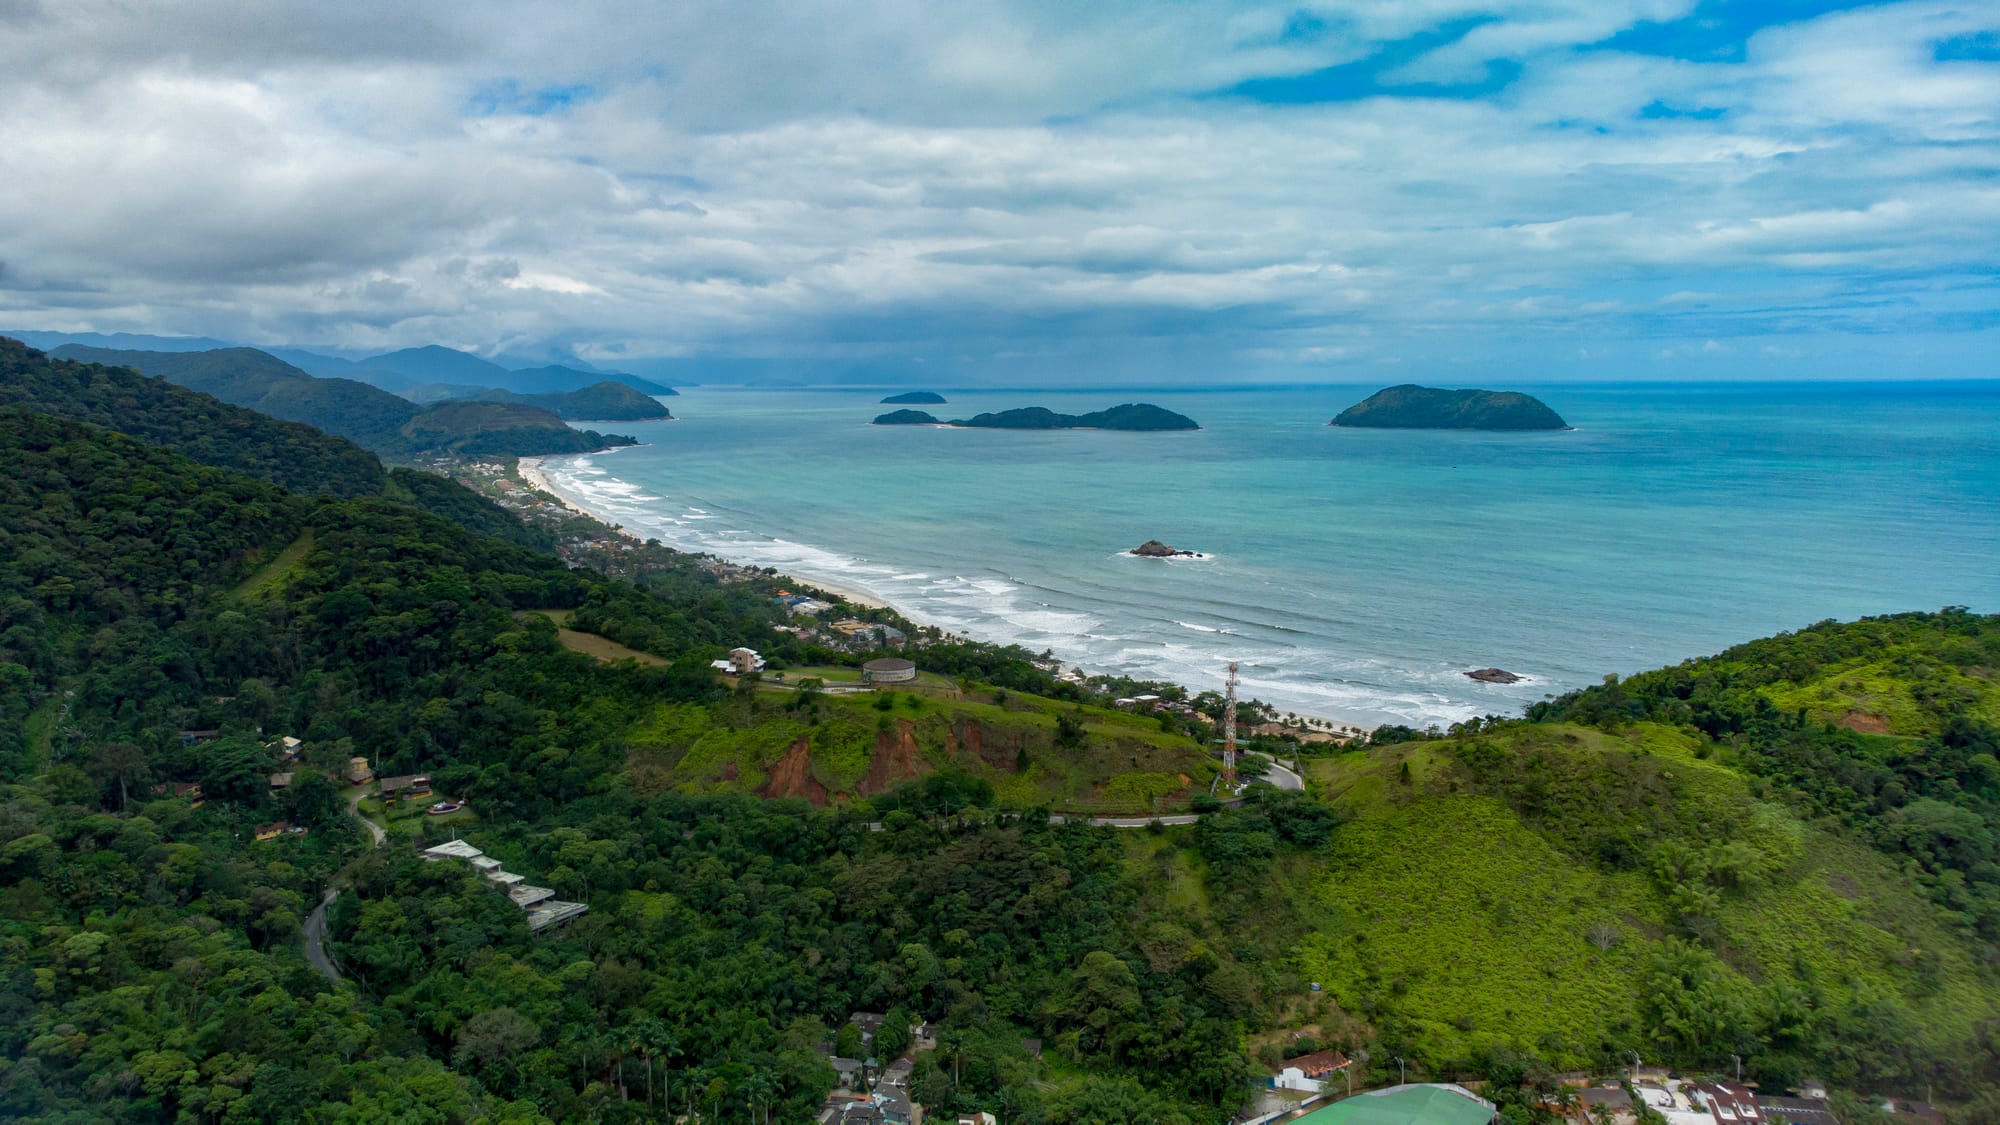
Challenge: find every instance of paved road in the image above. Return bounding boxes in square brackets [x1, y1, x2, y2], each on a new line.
[1246, 751, 1306, 791]
[302, 888, 342, 984]
[302, 791, 389, 985]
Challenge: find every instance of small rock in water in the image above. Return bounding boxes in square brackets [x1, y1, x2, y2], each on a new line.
[1131, 539, 1200, 557]
[1465, 667, 1522, 684]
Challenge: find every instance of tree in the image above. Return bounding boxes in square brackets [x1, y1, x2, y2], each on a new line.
[86, 741, 148, 809]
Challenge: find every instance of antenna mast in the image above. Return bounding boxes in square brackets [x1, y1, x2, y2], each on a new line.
[1222, 661, 1239, 786]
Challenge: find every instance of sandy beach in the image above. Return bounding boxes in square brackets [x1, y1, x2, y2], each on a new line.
[517, 454, 888, 609]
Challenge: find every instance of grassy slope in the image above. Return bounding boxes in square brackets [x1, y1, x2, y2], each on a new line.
[1291, 723, 1997, 1070]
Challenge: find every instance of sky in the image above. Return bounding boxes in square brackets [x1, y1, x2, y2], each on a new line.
[0, 0, 1996, 383]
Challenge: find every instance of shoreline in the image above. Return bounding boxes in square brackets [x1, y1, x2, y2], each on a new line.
[514, 451, 1377, 731]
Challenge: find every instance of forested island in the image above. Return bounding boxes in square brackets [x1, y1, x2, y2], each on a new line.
[2, 332, 1995, 1124]
[881, 390, 947, 404]
[874, 402, 1199, 430]
[1331, 384, 1569, 430]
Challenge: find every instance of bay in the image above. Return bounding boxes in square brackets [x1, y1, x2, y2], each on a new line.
[533, 381, 2000, 727]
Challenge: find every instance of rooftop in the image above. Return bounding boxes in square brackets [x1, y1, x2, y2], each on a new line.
[422, 839, 486, 860]
[1289, 1084, 1497, 1125]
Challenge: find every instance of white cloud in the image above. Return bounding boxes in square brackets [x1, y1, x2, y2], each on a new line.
[0, 0, 1993, 377]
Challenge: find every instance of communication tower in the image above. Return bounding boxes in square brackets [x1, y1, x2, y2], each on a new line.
[1222, 661, 1239, 785]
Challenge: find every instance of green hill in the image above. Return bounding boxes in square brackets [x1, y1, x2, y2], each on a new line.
[52, 343, 421, 451]
[472, 380, 672, 420]
[401, 398, 637, 455]
[1331, 385, 1569, 430]
[49, 343, 634, 458]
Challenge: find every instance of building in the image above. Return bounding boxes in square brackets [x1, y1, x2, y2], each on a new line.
[178, 729, 220, 747]
[1287, 1084, 1497, 1125]
[1687, 1083, 1764, 1124]
[254, 822, 305, 841]
[150, 781, 205, 808]
[1275, 1049, 1351, 1093]
[268, 772, 293, 792]
[1574, 1087, 1635, 1124]
[712, 647, 767, 675]
[862, 657, 918, 684]
[420, 839, 589, 932]
[1754, 1096, 1838, 1125]
[346, 756, 375, 784]
[377, 774, 432, 800]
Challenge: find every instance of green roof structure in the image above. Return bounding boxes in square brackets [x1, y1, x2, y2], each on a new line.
[1289, 1085, 1495, 1125]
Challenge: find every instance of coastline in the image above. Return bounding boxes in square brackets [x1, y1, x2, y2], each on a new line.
[513, 450, 1374, 731]
[518, 452, 890, 611]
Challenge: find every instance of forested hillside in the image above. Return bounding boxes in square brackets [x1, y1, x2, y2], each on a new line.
[2, 354, 1997, 1122]
[43, 342, 634, 458]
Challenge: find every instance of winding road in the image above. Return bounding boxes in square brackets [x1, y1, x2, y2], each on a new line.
[300, 791, 387, 985]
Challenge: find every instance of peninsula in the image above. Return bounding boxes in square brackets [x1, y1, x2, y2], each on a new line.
[1331, 384, 1568, 430]
[881, 390, 947, 404]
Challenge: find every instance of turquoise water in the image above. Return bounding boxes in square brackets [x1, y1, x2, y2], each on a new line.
[535, 382, 2000, 727]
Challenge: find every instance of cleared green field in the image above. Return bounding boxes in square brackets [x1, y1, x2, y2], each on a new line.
[236, 529, 314, 599]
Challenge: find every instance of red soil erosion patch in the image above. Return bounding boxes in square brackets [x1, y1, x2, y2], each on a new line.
[946, 718, 1016, 770]
[758, 737, 828, 806]
[1839, 711, 1892, 734]
[858, 720, 933, 796]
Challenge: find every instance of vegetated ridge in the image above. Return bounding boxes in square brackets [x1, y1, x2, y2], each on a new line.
[470, 381, 672, 421]
[47, 342, 636, 457]
[1331, 384, 1569, 430]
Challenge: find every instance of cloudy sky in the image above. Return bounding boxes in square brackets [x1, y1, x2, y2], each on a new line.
[1, 0, 1996, 382]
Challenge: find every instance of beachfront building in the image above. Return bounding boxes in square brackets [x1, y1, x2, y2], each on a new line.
[862, 657, 917, 684]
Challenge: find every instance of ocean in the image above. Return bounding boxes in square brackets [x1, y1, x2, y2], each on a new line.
[531, 381, 2000, 728]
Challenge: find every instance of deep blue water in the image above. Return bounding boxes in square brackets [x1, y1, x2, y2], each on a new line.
[534, 382, 2000, 727]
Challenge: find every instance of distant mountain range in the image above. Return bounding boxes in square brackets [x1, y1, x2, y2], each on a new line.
[48, 343, 638, 458]
[6, 330, 674, 397]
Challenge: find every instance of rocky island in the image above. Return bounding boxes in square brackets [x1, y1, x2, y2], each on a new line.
[881, 390, 947, 404]
[1131, 540, 1203, 558]
[1332, 385, 1569, 430]
[1465, 667, 1523, 684]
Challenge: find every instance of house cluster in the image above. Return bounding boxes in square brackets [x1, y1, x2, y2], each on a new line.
[816, 1012, 941, 1125]
[420, 839, 589, 933]
[1569, 1078, 1857, 1125]
[1112, 694, 1201, 720]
